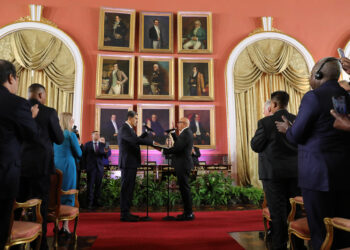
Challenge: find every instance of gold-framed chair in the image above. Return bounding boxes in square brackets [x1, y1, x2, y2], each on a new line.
[47, 169, 79, 248]
[288, 196, 310, 250]
[261, 194, 271, 247]
[321, 217, 350, 250]
[5, 199, 43, 250]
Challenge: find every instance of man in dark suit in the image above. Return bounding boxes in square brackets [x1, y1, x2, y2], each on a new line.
[118, 111, 153, 222]
[163, 117, 195, 221]
[276, 57, 350, 249]
[83, 131, 108, 209]
[191, 146, 201, 167]
[148, 19, 162, 49]
[18, 83, 64, 249]
[0, 60, 39, 249]
[190, 113, 210, 145]
[251, 91, 300, 250]
[103, 114, 119, 145]
[105, 15, 128, 47]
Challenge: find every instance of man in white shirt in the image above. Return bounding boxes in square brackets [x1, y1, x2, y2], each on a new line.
[108, 63, 128, 95]
[190, 114, 210, 145]
[104, 114, 119, 145]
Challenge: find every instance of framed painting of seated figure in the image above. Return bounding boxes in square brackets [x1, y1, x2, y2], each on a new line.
[96, 54, 134, 99]
[98, 7, 135, 52]
[177, 11, 212, 54]
[179, 105, 216, 149]
[138, 56, 175, 100]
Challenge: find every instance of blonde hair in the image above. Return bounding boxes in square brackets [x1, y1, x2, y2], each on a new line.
[59, 112, 73, 131]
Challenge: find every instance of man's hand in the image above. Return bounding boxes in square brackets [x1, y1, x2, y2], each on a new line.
[330, 109, 350, 131]
[275, 115, 292, 134]
[113, 133, 118, 137]
[340, 57, 350, 74]
[31, 104, 39, 118]
[104, 148, 109, 152]
[193, 133, 197, 138]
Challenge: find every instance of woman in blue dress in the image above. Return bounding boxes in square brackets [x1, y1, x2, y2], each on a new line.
[54, 112, 82, 234]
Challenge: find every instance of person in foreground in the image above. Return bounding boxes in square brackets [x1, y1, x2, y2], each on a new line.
[251, 91, 302, 250]
[54, 113, 82, 235]
[0, 60, 39, 249]
[18, 83, 64, 249]
[163, 117, 195, 221]
[276, 57, 350, 249]
[118, 111, 154, 222]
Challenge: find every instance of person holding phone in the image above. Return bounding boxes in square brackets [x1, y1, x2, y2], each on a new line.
[275, 57, 350, 249]
[99, 137, 111, 168]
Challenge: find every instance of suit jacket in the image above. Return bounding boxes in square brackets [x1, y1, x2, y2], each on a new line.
[83, 141, 107, 173]
[251, 109, 298, 180]
[286, 80, 350, 191]
[103, 120, 119, 144]
[149, 26, 161, 42]
[187, 27, 206, 42]
[190, 120, 206, 135]
[21, 99, 64, 177]
[163, 128, 194, 172]
[118, 123, 152, 169]
[0, 85, 38, 198]
[191, 146, 201, 166]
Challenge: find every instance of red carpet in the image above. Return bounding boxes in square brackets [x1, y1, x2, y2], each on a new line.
[49, 210, 263, 249]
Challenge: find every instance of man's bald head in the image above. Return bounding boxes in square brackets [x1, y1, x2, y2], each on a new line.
[28, 83, 46, 104]
[178, 117, 190, 131]
[310, 57, 341, 89]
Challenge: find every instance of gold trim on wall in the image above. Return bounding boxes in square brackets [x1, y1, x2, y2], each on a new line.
[138, 55, 175, 100]
[177, 11, 212, 54]
[139, 12, 173, 53]
[96, 54, 135, 99]
[95, 103, 133, 149]
[98, 7, 135, 52]
[179, 104, 216, 149]
[178, 57, 214, 101]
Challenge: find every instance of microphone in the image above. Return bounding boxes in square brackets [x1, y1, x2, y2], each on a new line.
[165, 128, 176, 133]
[142, 123, 154, 132]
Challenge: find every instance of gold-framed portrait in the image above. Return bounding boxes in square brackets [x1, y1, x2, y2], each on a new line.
[95, 103, 133, 148]
[98, 7, 135, 52]
[178, 57, 214, 101]
[137, 103, 175, 146]
[177, 11, 212, 54]
[179, 105, 216, 149]
[138, 56, 175, 100]
[96, 54, 134, 99]
[139, 12, 173, 53]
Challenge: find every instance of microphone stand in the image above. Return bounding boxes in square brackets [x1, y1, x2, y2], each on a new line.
[163, 132, 176, 221]
[140, 129, 152, 221]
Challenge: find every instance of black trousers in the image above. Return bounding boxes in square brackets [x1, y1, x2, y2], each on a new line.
[302, 188, 350, 250]
[262, 178, 302, 250]
[0, 198, 14, 249]
[176, 168, 192, 214]
[17, 176, 50, 250]
[87, 168, 104, 206]
[120, 168, 137, 216]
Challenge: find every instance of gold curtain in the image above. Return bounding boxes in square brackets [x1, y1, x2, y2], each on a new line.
[233, 39, 310, 187]
[0, 29, 75, 113]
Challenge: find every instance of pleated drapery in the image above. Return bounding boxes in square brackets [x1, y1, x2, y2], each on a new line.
[233, 39, 310, 187]
[0, 29, 75, 114]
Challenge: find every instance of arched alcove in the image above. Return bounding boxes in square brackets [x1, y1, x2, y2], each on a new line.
[225, 21, 314, 186]
[0, 15, 84, 132]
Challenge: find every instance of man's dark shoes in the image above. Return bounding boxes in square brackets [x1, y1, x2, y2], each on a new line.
[120, 214, 139, 222]
[176, 213, 195, 221]
[129, 213, 140, 219]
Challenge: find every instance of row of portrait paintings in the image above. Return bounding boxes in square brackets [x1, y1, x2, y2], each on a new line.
[98, 8, 213, 53]
[96, 54, 214, 101]
[95, 104, 216, 149]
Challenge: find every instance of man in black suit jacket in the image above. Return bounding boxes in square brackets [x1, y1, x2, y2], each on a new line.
[251, 91, 300, 249]
[191, 146, 201, 167]
[163, 117, 195, 221]
[118, 111, 153, 222]
[0, 60, 39, 249]
[148, 19, 162, 49]
[103, 114, 119, 145]
[83, 131, 108, 209]
[18, 83, 64, 249]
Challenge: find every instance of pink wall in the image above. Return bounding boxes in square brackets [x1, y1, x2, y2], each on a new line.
[1, 0, 350, 162]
